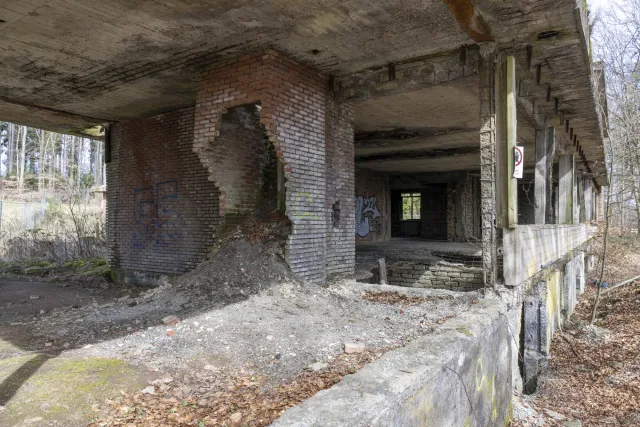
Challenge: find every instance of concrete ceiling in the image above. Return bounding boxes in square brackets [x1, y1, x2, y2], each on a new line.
[0, 0, 470, 135]
[0, 0, 608, 185]
[354, 78, 479, 133]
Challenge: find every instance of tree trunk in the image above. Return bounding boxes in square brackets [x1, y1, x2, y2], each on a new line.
[70, 135, 76, 184]
[7, 123, 14, 177]
[18, 125, 27, 193]
[38, 129, 45, 193]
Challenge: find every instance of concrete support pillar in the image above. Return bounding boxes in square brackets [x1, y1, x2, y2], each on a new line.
[576, 251, 585, 294]
[558, 154, 574, 224]
[545, 129, 556, 224]
[563, 257, 577, 317]
[577, 175, 584, 224]
[479, 51, 498, 287]
[534, 127, 552, 224]
[584, 178, 592, 223]
[523, 281, 549, 394]
[506, 56, 518, 228]
[495, 55, 517, 228]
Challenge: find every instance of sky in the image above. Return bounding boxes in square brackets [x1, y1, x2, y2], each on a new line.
[589, 0, 610, 11]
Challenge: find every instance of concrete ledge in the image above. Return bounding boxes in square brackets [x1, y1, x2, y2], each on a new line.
[353, 282, 479, 300]
[272, 298, 512, 427]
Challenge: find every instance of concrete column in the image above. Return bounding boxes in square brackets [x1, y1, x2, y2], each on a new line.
[577, 175, 585, 223]
[545, 129, 556, 224]
[563, 257, 577, 317]
[506, 56, 518, 228]
[523, 281, 549, 394]
[558, 154, 574, 224]
[534, 126, 551, 224]
[479, 51, 498, 287]
[584, 178, 592, 223]
[576, 251, 585, 294]
[574, 173, 582, 224]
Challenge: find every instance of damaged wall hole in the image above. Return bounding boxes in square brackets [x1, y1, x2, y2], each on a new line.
[215, 103, 290, 238]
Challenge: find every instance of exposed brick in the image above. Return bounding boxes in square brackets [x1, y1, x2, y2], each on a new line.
[107, 107, 218, 275]
[385, 261, 483, 292]
[108, 50, 355, 283]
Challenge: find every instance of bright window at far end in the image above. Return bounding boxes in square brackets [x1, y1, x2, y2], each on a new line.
[402, 192, 421, 220]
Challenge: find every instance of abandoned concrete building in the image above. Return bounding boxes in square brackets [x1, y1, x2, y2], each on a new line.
[0, 0, 607, 425]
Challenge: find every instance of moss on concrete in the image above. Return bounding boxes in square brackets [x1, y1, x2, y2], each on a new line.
[0, 355, 147, 426]
[456, 326, 472, 337]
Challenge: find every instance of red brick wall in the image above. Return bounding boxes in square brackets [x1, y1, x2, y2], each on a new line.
[106, 107, 218, 276]
[107, 50, 356, 283]
[193, 50, 330, 283]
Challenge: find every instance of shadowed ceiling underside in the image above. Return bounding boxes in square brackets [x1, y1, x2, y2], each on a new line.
[0, 0, 606, 183]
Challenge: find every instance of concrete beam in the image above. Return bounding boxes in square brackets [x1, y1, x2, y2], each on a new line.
[559, 154, 574, 224]
[355, 146, 478, 163]
[443, 0, 494, 42]
[355, 129, 477, 156]
[355, 148, 480, 173]
[389, 171, 471, 188]
[335, 47, 479, 102]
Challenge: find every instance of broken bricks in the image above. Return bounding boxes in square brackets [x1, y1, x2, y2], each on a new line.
[162, 315, 181, 326]
[344, 342, 365, 354]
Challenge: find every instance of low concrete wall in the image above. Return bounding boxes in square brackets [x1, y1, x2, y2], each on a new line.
[386, 261, 484, 292]
[273, 298, 513, 427]
[503, 224, 596, 286]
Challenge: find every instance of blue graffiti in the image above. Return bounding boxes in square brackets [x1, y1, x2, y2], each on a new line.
[131, 180, 184, 250]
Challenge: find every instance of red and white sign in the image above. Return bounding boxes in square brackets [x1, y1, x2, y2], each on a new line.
[513, 146, 524, 179]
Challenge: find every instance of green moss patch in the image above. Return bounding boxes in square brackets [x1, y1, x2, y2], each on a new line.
[0, 355, 148, 426]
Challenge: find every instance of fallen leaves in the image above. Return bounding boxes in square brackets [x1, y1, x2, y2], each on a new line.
[91, 349, 388, 426]
[362, 291, 452, 306]
[513, 235, 640, 427]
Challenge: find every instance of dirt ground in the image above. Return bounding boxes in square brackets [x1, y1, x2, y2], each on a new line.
[0, 237, 478, 426]
[511, 234, 640, 427]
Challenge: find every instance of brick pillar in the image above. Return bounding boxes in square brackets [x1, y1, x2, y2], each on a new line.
[193, 50, 330, 283]
[325, 95, 355, 277]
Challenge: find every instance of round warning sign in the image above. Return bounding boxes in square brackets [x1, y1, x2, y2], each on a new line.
[514, 146, 523, 167]
[513, 146, 524, 179]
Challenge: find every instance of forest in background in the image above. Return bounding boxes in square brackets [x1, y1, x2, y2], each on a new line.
[0, 123, 106, 261]
[593, 0, 640, 232]
[0, 122, 105, 200]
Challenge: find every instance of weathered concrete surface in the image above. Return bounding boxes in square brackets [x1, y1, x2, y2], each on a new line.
[0, 353, 148, 427]
[502, 225, 597, 287]
[0, 0, 608, 183]
[272, 298, 512, 427]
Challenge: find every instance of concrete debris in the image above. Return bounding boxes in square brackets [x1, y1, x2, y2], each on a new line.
[308, 362, 329, 372]
[562, 420, 582, 427]
[580, 325, 610, 342]
[344, 342, 366, 354]
[544, 409, 567, 420]
[29, 295, 40, 300]
[162, 315, 180, 325]
[140, 386, 156, 395]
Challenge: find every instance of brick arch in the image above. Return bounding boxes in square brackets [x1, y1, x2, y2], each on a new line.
[192, 50, 329, 282]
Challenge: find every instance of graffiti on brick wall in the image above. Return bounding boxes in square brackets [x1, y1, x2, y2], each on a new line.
[132, 180, 184, 250]
[355, 195, 381, 237]
[292, 191, 319, 221]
